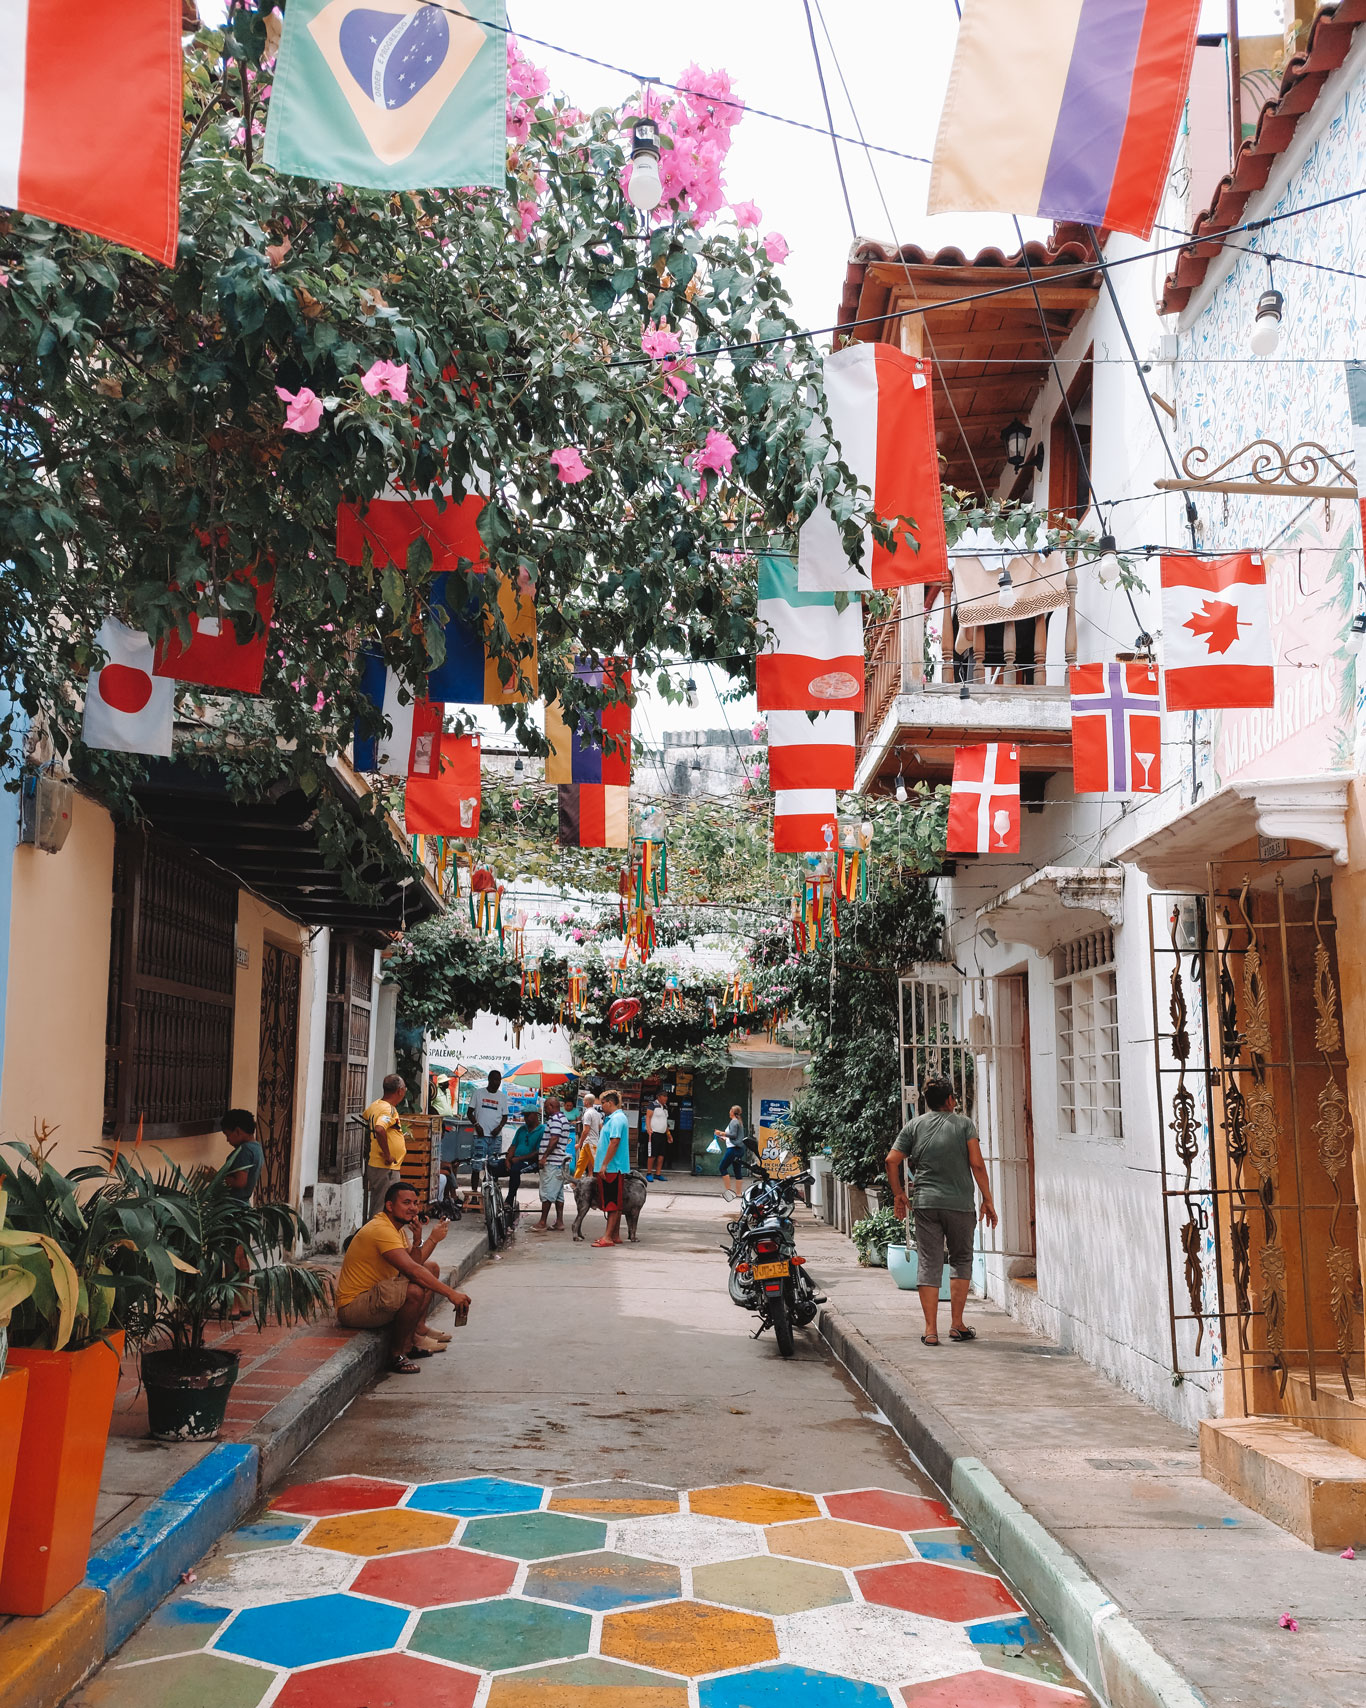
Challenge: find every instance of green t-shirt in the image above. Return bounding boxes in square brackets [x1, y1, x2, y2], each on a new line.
[893, 1110, 977, 1212]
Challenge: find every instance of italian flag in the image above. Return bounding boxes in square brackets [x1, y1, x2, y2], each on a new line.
[756, 554, 864, 713]
[768, 711, 856, 792]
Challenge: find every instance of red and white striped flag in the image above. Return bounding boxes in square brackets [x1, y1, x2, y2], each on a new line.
[1160, 553, 1273, 711]
[947, 744, 1020, 854]
[1070, 662, 1161, 795]
[767, 711, 856, 792]
[797, 343, 949, 594]
[774, 790, 838, 854]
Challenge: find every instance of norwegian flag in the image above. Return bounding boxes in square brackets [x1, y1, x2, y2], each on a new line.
[1070, 662, 1161, 795]
[1160, 553, 1273, 710]
[947, 743, 1020, 854]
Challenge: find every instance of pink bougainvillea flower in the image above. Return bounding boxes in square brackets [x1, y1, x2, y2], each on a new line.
[696, 428, 737, 476]
[763, 231, 790, 264]
[662, 371, 689, 402]
[506, 35, 550, 101]
[641, 322, 683, 360]
[276, 386, 323, 433]
[506, 101, 532, 143]
[313, 691, 326, 712]
[551, 446, 591, 484]
[360, 360, 408, 402]
[512, 797, 523, 812]
[751, 720, 766, 740]
[1279, 1615, 1299, 1631]
[731, 199, 761, 228]
[516, 199, 539, 242]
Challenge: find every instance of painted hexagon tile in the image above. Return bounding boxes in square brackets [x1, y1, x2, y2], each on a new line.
[189, 1542, 356, 1609]
[76, 1652, 273, 1708]
[693, 1554, 852, 1617]
[701, 1666, 896, 1708]
[549, 1479, 680, 1518]
[305, 1506, 458, 1557]
[104, 1597, 230, 1664]
[909, 1527, 994, 1575]
[406, 1476, 546, 1517]
[767, 1518, 910, 1569]
[487, 1656, 690, 1706]
[902, 1674, 1087, 1705]
[825, 1489, 954, 1531]
[215, 1591, 408, 1669]
[688, 1483, 821, 1525]
[601, 1600, 779, 1676]
[462, 1510, 606, 1560]
[610, 1512, 764, 1567]
[221, 1515, 306, 1553]
[353, 1545, 518, 1608]
[409, 1596, 591, 1672]
[274, 1650, 481, 1708]
[270, 1475, 409, 1516]
[774, 1602, 983, 1689]
[857, 1561, 1022, 1624]
[523, 1550, 682, 1612]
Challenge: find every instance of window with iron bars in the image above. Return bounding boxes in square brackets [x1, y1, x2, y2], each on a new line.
[1053, 929, 1122, 1140]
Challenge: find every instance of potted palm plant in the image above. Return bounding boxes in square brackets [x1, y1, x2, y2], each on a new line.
[137, 1156, 333, 1442]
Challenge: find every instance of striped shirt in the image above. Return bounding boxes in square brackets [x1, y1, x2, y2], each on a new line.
[540, 1111, 572, 1167]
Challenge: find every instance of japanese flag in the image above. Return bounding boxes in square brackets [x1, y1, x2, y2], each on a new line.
[947, 743, 1020, 854]
[1160, 553, 1274, 710]
[83, 618, 174, 756]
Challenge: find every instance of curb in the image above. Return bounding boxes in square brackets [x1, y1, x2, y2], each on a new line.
[0, 1587, 104, 1708]
[818, 1300, 1205, 1708]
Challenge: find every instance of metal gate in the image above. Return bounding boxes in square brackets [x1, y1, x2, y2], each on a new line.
[256, 942, 301, 1204]
[1149, 870, 1363, 1407]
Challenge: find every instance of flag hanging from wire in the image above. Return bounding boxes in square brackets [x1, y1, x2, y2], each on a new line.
[558, 784, 629, 849]
[1160, 553, 1274, 710]
[773, 789, 838, 854]
[947, 743, 1020, 854]
[265, 0, 507, 191]
[767, 711, 856, 792]
[545, 660, 632, 786]
[404, 734, 481, 835]
[756, 554, 864, 712]
[353, 651, 445, 775]
[1070, 662, 1161, 794]
[337, 488, 488, 575]
[928, 0, 1202, 240]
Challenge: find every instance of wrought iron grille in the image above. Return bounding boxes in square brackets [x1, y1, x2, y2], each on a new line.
[256, 941, 301, 1204]
[318, 934, 372, 1184]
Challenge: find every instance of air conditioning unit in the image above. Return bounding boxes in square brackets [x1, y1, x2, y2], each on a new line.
[18, 771, 74, 853]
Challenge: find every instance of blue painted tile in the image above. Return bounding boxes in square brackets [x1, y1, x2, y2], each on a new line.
[700, 1664, 895, 1706]
[214, 1592, 407, 1669]
[404, 1476, 545, 1517]
[967, 1613, 1044, 1647]
[223, 1517, 306, 1553]
[913, 1541, 979, 1568]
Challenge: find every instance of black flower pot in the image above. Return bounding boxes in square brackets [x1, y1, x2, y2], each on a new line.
[141, 1348, 240, 1442]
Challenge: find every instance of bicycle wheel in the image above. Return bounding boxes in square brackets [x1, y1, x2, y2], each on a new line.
[769, 1291, 795, 1358]
[484, 1186, 503, 1251]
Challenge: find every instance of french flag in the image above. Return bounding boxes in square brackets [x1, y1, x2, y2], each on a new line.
[0, 0, 182, 265]
[797, 343, 950, 595]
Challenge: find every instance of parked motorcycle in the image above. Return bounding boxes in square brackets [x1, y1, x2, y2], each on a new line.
[722, 1163, 823, 1357]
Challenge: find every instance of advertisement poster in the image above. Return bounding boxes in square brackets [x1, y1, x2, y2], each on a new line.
[757, 1098, 801, 1178]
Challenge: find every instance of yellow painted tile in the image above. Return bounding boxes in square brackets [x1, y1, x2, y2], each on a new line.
[688, 1485, 821, 1525]
[303, 1507, 457, 1557]
[765, 1518, 909, 1568]
[548, 1497, 679, 1518]
[601, 1601, 777, 1677]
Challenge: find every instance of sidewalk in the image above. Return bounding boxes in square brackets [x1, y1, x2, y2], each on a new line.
[803, 1218, 1365, 1708]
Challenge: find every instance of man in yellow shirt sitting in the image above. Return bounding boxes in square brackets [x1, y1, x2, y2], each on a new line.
[363, 1073, 408, 1218]
[336, 1182, 472, 1374]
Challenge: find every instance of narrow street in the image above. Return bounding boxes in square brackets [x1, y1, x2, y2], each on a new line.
[73, 1186, 1089, 1708]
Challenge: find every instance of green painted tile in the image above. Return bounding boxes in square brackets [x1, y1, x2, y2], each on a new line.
[410, 1597, 591, 1672]
[79, 1653, 272, 1708]
[975, 1641, 1087, 1691]
[693, 1556, 851, 1617]
[462, 1511, 607, 1562]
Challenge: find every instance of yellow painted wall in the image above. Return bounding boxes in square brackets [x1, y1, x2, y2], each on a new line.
[0, 792, 115, 1172]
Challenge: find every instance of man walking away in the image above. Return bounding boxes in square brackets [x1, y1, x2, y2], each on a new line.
[886, 1076, 998, 1346]
[469, 1069, 508, 1205]
[336, 1183, 471, 1374]
[593, 1090, 632, 1248]
[575, 1093, 602, 1180]
[646, 1091, 670, 1181]
[717, 1105, 750, 1196]
[532, 1096, 571, 1232]
[363, 1075, 407, 1218]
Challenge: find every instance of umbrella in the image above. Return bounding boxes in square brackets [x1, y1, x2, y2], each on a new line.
[504, 1058, 576, 1089]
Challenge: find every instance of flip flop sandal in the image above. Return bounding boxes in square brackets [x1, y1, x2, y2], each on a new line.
[921, 1334, 941, 1346]
[390, 1355, 421, 1374]
[415, 1338, 449, 1354]
[591, 1237, 615, 1248]
[949, 1327, 977, 1341]
[409, 1345, 435, 1359]
[425, 1328, 453, 1342]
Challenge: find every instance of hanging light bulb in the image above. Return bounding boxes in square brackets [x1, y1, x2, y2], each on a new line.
[513, 757, 524, 774]
[996, 566, 1017, 611]
[691, 749, 703, 773]
[626, 118, 663, 212]
[894, 771, 908, 804]
[684, 676, 699, 709]
[1097, 532, 1120, 579]
[1249, 286, 1284, 356]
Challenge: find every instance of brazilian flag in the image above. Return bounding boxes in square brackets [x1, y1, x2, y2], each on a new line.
[264, 0, 507, 190]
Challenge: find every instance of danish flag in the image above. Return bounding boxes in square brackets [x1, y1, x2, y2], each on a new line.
[1160, 553, 1273, 710]
[947, 744, 1020, 854]
[1070, 662, 1161, 795]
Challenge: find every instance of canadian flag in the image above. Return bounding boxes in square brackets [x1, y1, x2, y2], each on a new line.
[1160, 553, 1274, 710]
[767, 711, 856, 792]
[773, 790, 839, 854]
[404, 735, 481, 837]
[83, 618, 174, 757]
[797, 343, 950, 594]
[947, 744, 1020, 854]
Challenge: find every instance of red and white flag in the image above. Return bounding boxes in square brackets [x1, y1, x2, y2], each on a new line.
[404, 735, 481, 836]
[797, 343, 950, 594]
[1160, 553, 1274, 710]
[1070, 662, 1161, 795]
[947, 743, 1020, 854]
[83, 618, 174, 757]
[0, 0, 182, 265]
[756, 553, 864, 712]
[337, 487, 487, 573]
[154, 575, 275, 695]
[773, 790, 838, 854]
[767, 711, 856, 792]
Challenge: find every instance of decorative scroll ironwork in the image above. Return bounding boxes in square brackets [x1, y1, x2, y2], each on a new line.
[1313, 873, 1357, 1399]
[1167, 906, 1206, 1355]
[1239, 880, 1288, 1391]
[1216, 905, 1253, 1354]
[1154, 438, 1356, 499]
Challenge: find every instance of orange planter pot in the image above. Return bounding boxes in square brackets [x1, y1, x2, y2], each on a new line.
[0, 1334, 123, 1616]
[0, 1367, 29, 1569]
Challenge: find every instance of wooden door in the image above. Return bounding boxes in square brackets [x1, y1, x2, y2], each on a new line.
[256, 942, 301, 1203]
[319, 935, 373, 1184]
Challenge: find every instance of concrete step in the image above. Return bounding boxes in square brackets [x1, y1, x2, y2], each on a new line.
[1200, 1414, 1366, 1550]
[1284, 1369, 1366, 1456]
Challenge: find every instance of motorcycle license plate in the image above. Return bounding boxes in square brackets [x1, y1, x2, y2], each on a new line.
[752, 1260, 789, 1281]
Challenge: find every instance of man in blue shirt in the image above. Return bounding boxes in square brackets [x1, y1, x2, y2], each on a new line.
[223, 1110, 266, 1203]
[593, 1090, 632, 1248]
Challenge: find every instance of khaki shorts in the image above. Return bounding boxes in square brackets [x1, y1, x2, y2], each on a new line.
[337, 1270, 409, 1329]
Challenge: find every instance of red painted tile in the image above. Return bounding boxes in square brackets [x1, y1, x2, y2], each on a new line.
[353, 1546, 518, 1609]
[857, 1561, 1021, 1622]
[826, 1489, 954, 1531]
[903, 1673, 1085, 1705]
[270, 1475, 410, 1516]
[274, 1650, 480, 1708]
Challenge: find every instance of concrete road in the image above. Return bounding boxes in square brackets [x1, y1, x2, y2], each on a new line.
[75, 1185, 1091, 1707]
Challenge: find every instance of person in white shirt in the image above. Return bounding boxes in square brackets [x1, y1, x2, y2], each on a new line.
[469, 1070, 508, 1203]
[576, 1094, 603, 1179]
[646, 1092, 670, 1182]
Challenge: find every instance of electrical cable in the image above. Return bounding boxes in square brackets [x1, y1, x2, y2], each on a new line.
[800, 0, 857, 240]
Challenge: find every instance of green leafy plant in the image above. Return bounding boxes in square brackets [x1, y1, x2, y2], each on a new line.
[852, 1207, 905, 1269]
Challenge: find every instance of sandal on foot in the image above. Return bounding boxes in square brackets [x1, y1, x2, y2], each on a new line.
[591, 1237, 615, 1248]
[415, 1337, 448, 1354]
[390, 1355, 421, 1374]
[921, 1334, 941, 1346]
[949, 1326, 977, 1341]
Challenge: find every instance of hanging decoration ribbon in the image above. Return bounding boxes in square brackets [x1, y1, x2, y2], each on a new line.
[662, 975, 682, 1012]
[562, 965, 589, 1025]
[621, 833, 665, 967]
[469, 866, 504, 950]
